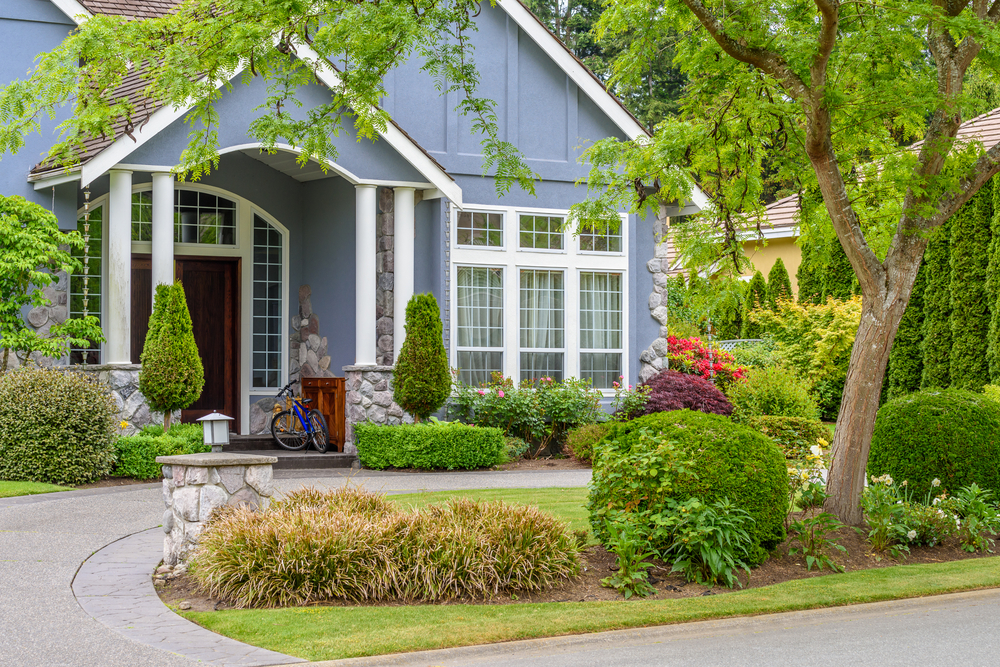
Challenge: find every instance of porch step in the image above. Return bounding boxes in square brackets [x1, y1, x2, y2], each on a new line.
[226, 434, 285, 452]
[229, 449, 358, 470]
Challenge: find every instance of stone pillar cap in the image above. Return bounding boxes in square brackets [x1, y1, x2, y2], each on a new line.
[155, 452, 278, 466]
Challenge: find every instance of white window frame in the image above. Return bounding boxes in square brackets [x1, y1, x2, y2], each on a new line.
[454, 209, 506, 250]
[578, 269, 625, 389]
[517, 212, 567, 254]
[449, 204, 629, 394]
[454, 264, 506, 386]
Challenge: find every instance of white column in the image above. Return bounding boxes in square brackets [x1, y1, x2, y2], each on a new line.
[151, 172, 175, 291]
[106, 169, 133, 364]
[393, 187, 415, 363]
[355, 184, 377, 366]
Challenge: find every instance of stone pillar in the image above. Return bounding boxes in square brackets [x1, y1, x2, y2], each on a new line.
[150, 171, 175, 291]
[157, 452, 278, 566]
[355, 185, 377, 366]
[639, 203, 672, 383]
[343, 364, 411, 454]
[375, 188, 395, 365]
[106, 169, 133, 364]
[393, 187, 415, 363]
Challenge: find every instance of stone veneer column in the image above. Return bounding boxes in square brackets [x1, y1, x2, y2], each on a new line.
[393, 187, 415, 363]
[156, 452, 277, 566]
[355, 184, 378, 366]
[106, 169, 133, 364]
[375, 188, 395, 365]
[639, 203, 672, 383]
[342, 365, 411, 454]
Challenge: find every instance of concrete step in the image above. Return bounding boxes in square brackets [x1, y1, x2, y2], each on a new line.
[230, 449, 358, 470]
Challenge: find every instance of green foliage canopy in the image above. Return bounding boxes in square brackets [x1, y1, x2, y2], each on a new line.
[0, 195, 103, 371]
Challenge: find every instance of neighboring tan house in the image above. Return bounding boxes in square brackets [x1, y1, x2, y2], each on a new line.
[3, 0, 706, 446]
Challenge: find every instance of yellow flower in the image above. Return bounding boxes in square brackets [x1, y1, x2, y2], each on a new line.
[119, 420, 128, 430]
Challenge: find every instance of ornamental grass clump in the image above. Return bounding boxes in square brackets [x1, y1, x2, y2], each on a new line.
[191, 486, 581, 608]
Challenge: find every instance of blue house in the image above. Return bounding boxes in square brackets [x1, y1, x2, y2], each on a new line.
[3, 0, 706, 448]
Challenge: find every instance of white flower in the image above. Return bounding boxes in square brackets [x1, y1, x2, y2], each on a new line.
[907, 530, 917, 540]
[885, 475, 894, 486]
[933, 497, 940, 506]
[901, 480, 908, 487]
[810, 445, 822, 457]
[932, 478, 941, 488]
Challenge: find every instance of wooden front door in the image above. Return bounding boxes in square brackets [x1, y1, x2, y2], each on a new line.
[131, 256, 152, 363]
[176, 257, 240, 425]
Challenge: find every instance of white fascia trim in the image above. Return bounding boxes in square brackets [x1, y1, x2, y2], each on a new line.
[296, 43, 463, 206]
[752, 226, 799, 240]
[217, 142, 364, 184]
[50, 0, 92, 24]
[30, 169, 81, 190]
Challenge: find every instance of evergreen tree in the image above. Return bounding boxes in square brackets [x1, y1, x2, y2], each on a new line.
[821, 237, 858, 301]
[922, 217, 953, 389]
[765, 257, 793, 309]
[139, 282, 204, 429]
[796, 240, 823, 304]
[393, 293, 450, 421]
[886, 262, 926, 400]
[988, 175, 1000, 383]
[712, 280, 745, 340]
[740, 271, 768, 338]
[950, 182, 994, 390]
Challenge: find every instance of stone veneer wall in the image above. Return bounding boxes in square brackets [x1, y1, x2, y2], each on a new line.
[5, 268, 70, 371]
[343, 365, 411, 454]
[376, 188, 395, 365]
[159, 456, 275, 566]
[65, 364, 175, 435]
[638, 205, 672, 384]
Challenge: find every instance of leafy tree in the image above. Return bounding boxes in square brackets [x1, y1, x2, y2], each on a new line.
[0, 195, 103, 372]
[740, 271, 767, 339]
[949, 183, 993, 391]
[922, 218, 953, 389]
[393, 293, 450, 421]
[569, 0, 1000, 523]
[886, 263, 925, 401]
[139, 283, 204, 430]
[765, 257, 792, 309]
[0, 0, 534, 195]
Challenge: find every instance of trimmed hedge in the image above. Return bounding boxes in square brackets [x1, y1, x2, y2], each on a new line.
[355, 422, 504, 470]
[114, 424, 209, 479]
[868, 388, 1000, 497]
[746, 416, 828, 461]
[0, 367, 116, 486]
[589, 410, 788, 565]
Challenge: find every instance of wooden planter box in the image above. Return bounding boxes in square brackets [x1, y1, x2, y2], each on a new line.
[301, 376, 346, 452]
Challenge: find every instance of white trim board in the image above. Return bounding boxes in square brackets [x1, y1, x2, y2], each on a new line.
[49, 0, 91, 23]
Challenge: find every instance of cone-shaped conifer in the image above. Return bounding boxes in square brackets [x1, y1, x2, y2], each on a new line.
[393, 293, 450, 421]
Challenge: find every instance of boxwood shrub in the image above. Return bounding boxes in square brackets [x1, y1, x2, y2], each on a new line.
[868, 388, 1000, 497]
[355, 422, 504, 470]
[746, 416, 828, 460]
[114, 424, 209, 479]
[0, 367, 116, 486]
[589, 410, 788, 565]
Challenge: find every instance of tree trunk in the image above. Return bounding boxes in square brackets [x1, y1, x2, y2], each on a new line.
[163, 411, 172, 432]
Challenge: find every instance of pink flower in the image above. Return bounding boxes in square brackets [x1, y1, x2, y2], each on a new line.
[477, 389, 486, 395]
[498, 389, 505, 398]
[613, 381, 619, 388]
[628, 384, 633, 390]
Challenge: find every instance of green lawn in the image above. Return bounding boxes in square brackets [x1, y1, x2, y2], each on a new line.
[186, 557, 1000, 661]
[183, 486, 1000, 661]
[0, 480, 72, 498]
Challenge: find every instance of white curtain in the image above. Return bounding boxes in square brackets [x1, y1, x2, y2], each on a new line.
[457, 266, 503, 348]
[520, 269, 564, 348]
[580, 272, 622, 350]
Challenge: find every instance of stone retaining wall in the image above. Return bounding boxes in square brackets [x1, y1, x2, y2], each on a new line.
[343, 365, 411, 453]
[66, 364, 175, 435]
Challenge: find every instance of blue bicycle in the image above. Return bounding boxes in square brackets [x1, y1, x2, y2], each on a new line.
[269, 381, 329, 453]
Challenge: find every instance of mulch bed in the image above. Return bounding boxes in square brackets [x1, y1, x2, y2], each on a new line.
[156, 510, 998, 612]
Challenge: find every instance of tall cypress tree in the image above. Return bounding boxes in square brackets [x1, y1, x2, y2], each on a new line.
[921, 216, 953, 388]
[886, 262, 926, 400]
[949, 183, 993, 391]
[988, 175, 1000, 383]
[766, 257, 793, 308]
[796, 240, 823, 304]
[740, 270, 768, 338]
[821, 237, 858, 300]
[393, 293, 450, 420]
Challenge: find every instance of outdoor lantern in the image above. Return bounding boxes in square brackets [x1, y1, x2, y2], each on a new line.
[197, 412, 234, 453]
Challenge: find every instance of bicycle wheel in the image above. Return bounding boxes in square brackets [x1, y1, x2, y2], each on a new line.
[270, 410, 308, 451]
[307, 411, 329, 453]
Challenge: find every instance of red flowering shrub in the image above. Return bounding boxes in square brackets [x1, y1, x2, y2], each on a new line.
[628, 370, 733, 418]
[667, 336, 747, 388]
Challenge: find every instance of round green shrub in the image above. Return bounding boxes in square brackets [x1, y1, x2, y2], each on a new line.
[564, 422, 610, 462]
[726, 366, 819, 420]
[868, 388, 1000, 497]
[589, 410, 788, 565]
[0, 367, 116, 485]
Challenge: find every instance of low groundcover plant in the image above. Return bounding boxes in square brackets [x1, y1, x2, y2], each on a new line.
[190, 486, 582, 608]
